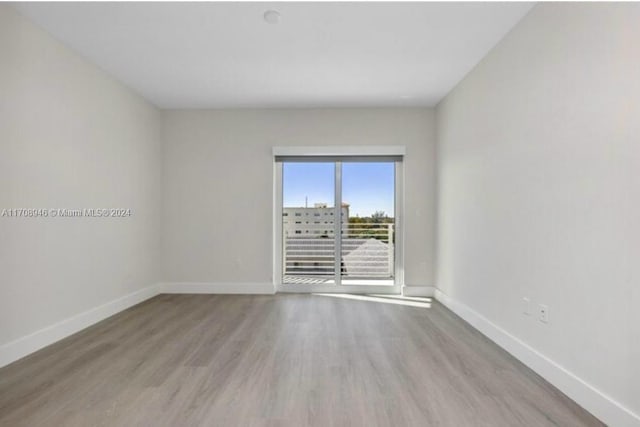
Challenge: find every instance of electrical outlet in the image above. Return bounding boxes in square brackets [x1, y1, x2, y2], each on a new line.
[539, 304, 549, 323]
[522, 297, 531, 315]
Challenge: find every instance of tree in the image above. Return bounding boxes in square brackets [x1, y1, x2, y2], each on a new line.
[346, 211, 393, 241]
[371, 211, 386, 223]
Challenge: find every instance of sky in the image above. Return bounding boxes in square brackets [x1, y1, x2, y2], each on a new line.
[283, 162, 394, 217]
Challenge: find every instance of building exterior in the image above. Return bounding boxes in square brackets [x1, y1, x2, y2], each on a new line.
[283, 203, 349, 237]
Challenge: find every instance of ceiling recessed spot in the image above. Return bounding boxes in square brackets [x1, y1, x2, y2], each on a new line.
[263, 10, 281, 25]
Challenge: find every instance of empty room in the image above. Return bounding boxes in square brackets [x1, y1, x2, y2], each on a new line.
[1, 1, 638, 426]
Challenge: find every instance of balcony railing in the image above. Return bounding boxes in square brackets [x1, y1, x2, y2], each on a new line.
[283, 223, 394, 281]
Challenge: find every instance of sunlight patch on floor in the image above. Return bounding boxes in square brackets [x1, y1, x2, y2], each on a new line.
[370, 294, 432, 303]
[312, 293, 431, 308]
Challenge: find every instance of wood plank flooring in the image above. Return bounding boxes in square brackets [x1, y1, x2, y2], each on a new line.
[0, 294, 603, 426]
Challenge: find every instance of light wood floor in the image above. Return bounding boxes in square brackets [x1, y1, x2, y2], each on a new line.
[0, 294, 603, 426]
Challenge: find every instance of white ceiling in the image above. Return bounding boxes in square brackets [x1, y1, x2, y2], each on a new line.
[14, 2, 534, 109]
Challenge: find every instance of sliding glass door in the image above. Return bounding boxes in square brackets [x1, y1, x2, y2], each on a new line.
[341, 162, 395, 284]
[281, 162, 337, 284]
[277, 157, 402, 291]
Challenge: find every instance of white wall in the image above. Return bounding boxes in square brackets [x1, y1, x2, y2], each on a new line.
[436, 3, 640, 425]
[162, 109, 436, 287]
[0, 5, 162, 354]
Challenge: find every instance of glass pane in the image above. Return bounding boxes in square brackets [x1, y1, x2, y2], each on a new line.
[282, 162, 335, 285]
[341, 162, 395, 284]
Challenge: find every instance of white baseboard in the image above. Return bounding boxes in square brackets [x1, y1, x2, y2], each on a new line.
[401, 285, 435, 297]
[160, 282, 276, 294]
[0, 284, 160, 368]
[434, 289, 640, 427]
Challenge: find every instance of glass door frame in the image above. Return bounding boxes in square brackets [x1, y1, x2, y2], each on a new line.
[273, 154, 404, 294]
